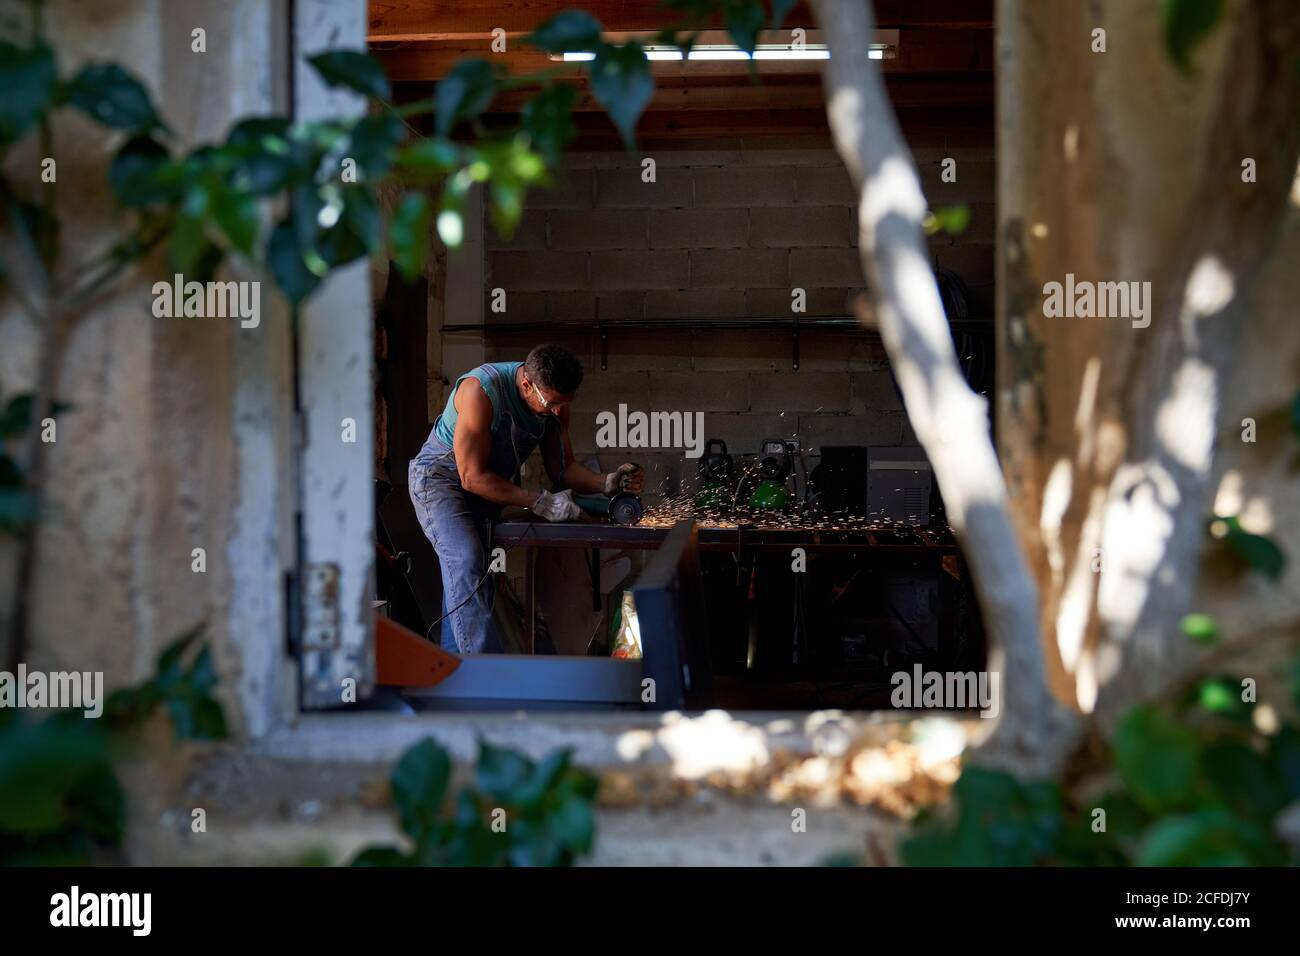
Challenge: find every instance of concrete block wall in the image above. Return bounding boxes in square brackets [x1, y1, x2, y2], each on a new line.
[469, 139, 994, 502]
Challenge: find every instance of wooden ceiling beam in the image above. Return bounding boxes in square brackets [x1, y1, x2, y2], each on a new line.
[375, 27, 993, 81]
[476, 105, 993, 145]
[368, 0, 993, 42]
[481, 76, 992, 112]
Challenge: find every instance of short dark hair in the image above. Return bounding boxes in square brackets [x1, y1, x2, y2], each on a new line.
[524, 344, 584, 394]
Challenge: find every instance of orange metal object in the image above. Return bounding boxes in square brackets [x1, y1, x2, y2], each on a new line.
[376, 615, 462, 688]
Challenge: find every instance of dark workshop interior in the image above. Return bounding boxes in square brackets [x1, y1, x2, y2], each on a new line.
[367, 0, 994, 712]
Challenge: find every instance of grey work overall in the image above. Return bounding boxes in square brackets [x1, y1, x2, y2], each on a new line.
[408, 363, 549, 654]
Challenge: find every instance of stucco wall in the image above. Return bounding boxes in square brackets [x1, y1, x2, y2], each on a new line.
[0, 0, 296, 736]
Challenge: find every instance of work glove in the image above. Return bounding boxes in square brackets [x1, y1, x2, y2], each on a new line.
[602, 463, 644, 497]
[532, 488, 584, 522]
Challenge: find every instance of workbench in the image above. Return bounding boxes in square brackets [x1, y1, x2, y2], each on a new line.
[492, 519, 963, 654]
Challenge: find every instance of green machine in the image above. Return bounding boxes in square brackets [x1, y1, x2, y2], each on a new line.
[693, 438, 735, 510]
[748, 438, 795, 510]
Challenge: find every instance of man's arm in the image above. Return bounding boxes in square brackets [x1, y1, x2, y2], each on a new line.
[452, 378, 539, 509]
[546, 406, 645, 495]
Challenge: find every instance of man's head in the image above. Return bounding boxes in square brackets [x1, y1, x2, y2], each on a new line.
[521, 344, 583, 416]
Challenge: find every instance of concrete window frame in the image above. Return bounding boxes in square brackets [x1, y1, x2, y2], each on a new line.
[231, 0, 922, 774]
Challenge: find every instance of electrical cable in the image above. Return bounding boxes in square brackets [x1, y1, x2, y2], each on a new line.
[425, 565, 495, 642]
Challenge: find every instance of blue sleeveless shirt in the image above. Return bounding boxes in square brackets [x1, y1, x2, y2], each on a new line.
[412, 362, 548, 486]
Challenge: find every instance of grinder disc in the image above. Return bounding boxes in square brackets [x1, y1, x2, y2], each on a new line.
[609, 492, 644, 525]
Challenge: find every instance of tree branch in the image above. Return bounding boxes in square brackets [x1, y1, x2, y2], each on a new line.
[810, 0, 1077, 775]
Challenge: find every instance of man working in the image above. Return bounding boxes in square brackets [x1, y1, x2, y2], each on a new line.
[409, 344, 644, 654]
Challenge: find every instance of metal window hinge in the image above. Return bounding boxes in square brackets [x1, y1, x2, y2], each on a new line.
[300, 562, 342, 651]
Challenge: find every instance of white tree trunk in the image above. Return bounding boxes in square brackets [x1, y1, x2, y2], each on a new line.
[997, 0, 1300, 725]
[811, 0, 1078, 775]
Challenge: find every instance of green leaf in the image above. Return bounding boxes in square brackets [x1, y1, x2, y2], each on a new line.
[1137, 808, 1274, 866]
[169, 187, 213, 274]
[8, 195, 59, 263]
[488, 179, 523, 236]
[339, 188, 381, 256]
[1269, 724, 1300, 799]
[434, 58, 497, 137]
[901, 767, 1064, 866]
[0, 40, 57, 144]
[389, 193, 430, 279]
[306, 50, 391, 100]
[770, 0, 799, 30]
[1203, 739, 1286, 817]
[109, 135, 186, 207]
[212, 185, 260, 255]
[225, 117, 304, 194]
[390, 739, 452, 840]
[724, 0, 766, 55]
[0, 719, 111, 836]
[0, 486, 40, 531]
[68, 761, 127, 842]
[588, 43, 653, 150]
[0, 394, 61, 437]
[64, 63, 165, 132]
[1161, 0, 1223, 76]
[476, 740, 533, 799]
[267, 218, 321, 305]
[1216, 515, 1286, 580]
[548, 795, 595, 853]
[156, 625, 204, 681]
[1196, 676, 1249, 720]
[924, 204, 971, 236]
[521, 84, 576, 163]
[166, 690, 227, 741]
[227, 116, 292, 147]
[820, 852, 863, 867]
[1112, 707, 1202, 814]
[1180, 612, 1218, 644]
[525, 11, 604, 53]
[398, 137, 461, 174]
[348, 113, 403, 179]
[350, 846, 414, 866]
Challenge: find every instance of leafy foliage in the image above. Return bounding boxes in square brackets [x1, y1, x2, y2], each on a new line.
[589, 42, 655, 149]
[1212, 514, 1286, 580]
[0, 39, 56, 144]
[0, 392, 71, 531]
[0, 627, 228, 865]
[352, 738, 599, 867]
[924, 204, 971, 237]
[64, 63, 167, 132]
[307, 49, 392, 100]
[902, 644, 1300, 867]
[0, 0, 797, 315]
[1161, 0, 1224, 75]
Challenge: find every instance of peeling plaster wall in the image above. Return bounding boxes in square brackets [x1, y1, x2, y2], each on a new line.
[0, 0, 296, 736]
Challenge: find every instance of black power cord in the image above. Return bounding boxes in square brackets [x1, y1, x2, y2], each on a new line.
[424, 565, 495, 643]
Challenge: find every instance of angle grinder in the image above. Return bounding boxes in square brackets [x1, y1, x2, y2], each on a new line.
[574, 492, 644, 525]
[574, 461, 646, 525]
